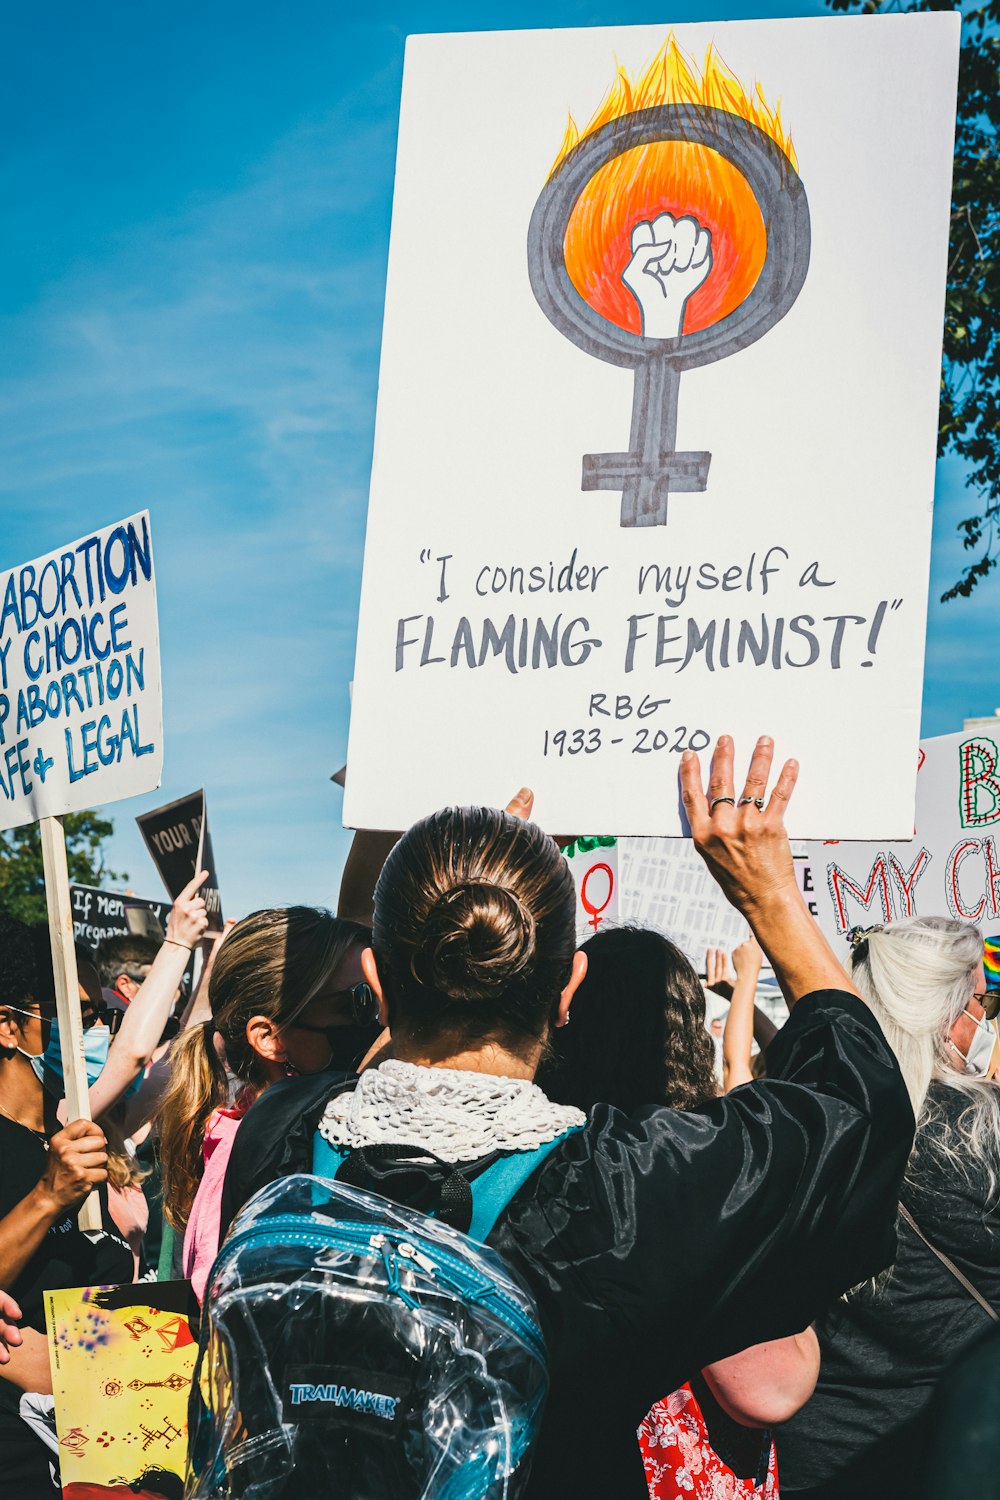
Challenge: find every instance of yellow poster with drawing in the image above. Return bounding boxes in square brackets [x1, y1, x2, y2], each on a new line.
[45, 1280, 197, 1500]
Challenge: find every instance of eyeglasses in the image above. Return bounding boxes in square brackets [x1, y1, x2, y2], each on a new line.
[973, 990, 1000, 1023]
[291, 982, 379, 1032]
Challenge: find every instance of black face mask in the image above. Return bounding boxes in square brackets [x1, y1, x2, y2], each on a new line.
[304, 1023, 380, 1075]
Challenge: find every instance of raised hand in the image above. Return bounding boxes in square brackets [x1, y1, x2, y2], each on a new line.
[680, 735, 798, 918]
[622, 213, 712, 339]
[681, 738, 855, 1007]
[166, 869, 211, 952]
[733, 935, 764, 984]
[706, 947, 737, 999]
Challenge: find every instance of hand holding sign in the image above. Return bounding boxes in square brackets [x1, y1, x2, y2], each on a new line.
[37, 1120, 109, 1216]
[165, 870, 211, 952]
[505, 787, 535, 822]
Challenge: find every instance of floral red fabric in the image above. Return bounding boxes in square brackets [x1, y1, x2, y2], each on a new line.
[639, 1383, 779, 1499]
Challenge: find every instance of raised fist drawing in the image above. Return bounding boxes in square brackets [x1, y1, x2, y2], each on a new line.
[622, 213, 712, 340]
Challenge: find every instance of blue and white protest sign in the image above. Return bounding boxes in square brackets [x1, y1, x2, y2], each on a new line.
[0, 512, 163, 830]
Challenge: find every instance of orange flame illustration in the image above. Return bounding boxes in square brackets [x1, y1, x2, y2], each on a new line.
[552, 37, 797, 337]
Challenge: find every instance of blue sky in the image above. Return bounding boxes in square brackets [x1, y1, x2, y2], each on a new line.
[2, 1, 993, 917]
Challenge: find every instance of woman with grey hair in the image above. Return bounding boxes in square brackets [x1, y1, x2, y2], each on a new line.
[778, 915, 1000, 1500]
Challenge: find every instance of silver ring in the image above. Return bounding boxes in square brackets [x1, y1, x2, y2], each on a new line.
[709, 796, 736, 812]
[738, 796, 766, 809]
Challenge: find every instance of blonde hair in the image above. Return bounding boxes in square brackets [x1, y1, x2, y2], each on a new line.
[157, 907, 368, 1229]
[851, 916, 1000, 1198]
[99, 1103, 146, 1193]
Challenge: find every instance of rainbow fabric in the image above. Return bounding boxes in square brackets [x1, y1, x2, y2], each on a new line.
[985, 936, 1000, 986]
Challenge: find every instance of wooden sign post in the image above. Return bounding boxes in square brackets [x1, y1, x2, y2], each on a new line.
[39, 816, 102, 1233]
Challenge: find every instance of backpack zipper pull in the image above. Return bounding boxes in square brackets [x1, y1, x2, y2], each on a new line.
[397, 1241, 437, 1276]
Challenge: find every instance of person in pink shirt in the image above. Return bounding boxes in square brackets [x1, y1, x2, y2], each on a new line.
[157, 907, 372, 1301]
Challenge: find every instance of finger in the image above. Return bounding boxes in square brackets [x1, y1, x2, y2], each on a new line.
[59, 1119, 105, 1141]
[632, 243, 673, 271]
[1, 1295, 22, 1322]
[178, 870, 211, 900]
[671, 215, 698, 271]
[67, 1140, 110, 1164]
[739, 736, 776, 804]
[765, 758, 799, 821]
[651, 211, 676, 246]
[706, 736, 736, 805]
[505, 787, 534, 821]
[692, 226, 712, 268]
[679, 750, 709, 834]
[630, 220, 654, 251]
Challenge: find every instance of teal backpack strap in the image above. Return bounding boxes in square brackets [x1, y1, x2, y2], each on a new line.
[312, 1131, 348, 1178]
[310, 1125, 581, 1241]
[467, 1127, 581, 1244]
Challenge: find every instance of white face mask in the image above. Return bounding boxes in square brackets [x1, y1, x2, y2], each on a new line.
[3, 1004, 48, 1065]
[953, 1010, 998, 1079]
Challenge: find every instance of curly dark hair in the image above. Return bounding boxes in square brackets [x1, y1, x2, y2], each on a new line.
[539, 925, 718, 1113]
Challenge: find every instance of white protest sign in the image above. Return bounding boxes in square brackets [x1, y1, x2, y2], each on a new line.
[564, 838, 620, 944]
[0, 513, 162, 831]
[617, 838, 816, 970]
[808, 731, 1000, 947]
[618, 838, 747, 968]
[345, 14, 958, 838]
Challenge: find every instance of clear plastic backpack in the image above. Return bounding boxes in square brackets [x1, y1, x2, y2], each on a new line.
[185, 1166, 556, 1500]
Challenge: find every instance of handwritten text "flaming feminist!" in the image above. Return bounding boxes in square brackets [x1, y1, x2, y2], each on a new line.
[393, 601, 903, 677]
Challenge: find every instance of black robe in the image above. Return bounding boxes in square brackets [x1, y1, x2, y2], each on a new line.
[220, 989, 914, 1500]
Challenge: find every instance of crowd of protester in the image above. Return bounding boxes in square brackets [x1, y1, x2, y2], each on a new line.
[0, 735, 998, 1498]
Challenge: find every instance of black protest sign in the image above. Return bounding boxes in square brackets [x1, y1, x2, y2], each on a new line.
[70, 883, 170, 952]
[136, 788, 223, 929]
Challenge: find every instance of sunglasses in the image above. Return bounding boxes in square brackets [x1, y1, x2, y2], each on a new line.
[973, 990, 1000, 1023]
[81, 1002, 125, 1035]
[291, 982, 380, 1032]
[2, 1002, 58, 1026]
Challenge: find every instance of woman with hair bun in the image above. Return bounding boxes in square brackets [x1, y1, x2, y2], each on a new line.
[221, 738, 915, 1500]
[777, 915, 1000, 1500]
[156, 906, 372, 1300]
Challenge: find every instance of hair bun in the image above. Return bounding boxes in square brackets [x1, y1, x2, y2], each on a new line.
[414, 881, 538, 1001]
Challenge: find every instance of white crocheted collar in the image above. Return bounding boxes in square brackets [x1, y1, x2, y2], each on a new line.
[318, 1059, 585, 1163]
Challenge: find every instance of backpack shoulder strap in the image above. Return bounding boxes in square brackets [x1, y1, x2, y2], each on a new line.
[311, 1122, 582, 1240]
[467, 1127, 582, 1244]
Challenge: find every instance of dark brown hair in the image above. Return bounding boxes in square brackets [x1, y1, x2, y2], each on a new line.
[158, 907, 369, 1228]
[540, 926, 718, 1113]
[372, 807, 576, 1052]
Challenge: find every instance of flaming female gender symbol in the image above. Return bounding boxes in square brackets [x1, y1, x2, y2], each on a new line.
[527, 39, 811, 528]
